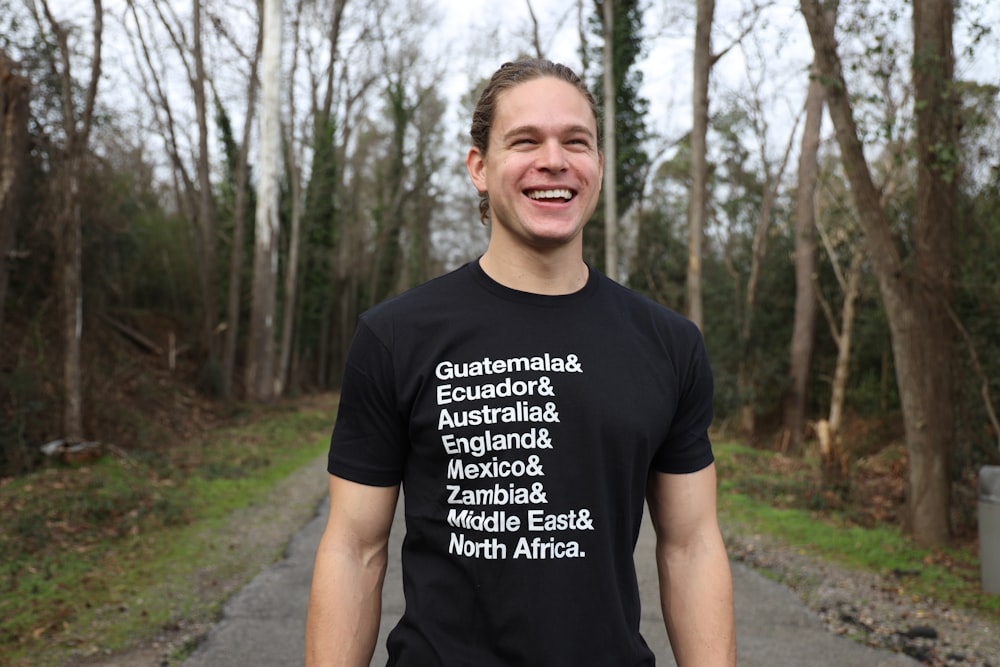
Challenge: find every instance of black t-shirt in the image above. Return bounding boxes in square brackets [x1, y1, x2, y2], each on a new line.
[328, 260, 715, 666]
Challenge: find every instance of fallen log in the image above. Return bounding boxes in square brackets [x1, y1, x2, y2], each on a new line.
[99, 312, 163, 355]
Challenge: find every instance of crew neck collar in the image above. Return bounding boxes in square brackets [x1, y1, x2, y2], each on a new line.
[468, 258, 599, 306]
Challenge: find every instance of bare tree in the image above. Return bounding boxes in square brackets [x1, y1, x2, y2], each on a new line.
[525, 0, 544, 58]
[368, 54, 445, 304]
[275, 0, 308, 398]
[0, 50, 30, 341]
[577, 0, 591, 78]
[522, 1, 576, 62]
[812, 183, 865, 486]
[276, 0, 371, 393]
[220, 5, 264, 398]
[192, 0, 220, 384]
[245, 0, 282, 401]
[686, 0, 714, 329]
[124, 0, 198, 225]
[124, 0, 230, 390]
[781, 60, 828, 452]
[295, 0, 356, 389]
[686, 2, 764, 329]
[36, 0, 103, 442]
[801, 0, 959, 545]
[732, 29, 802, 436]
[601, 0, 619, 282]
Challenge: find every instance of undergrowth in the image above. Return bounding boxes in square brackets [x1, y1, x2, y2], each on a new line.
[714, 441, 1000, 621]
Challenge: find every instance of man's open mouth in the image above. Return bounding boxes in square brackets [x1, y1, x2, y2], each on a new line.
[526, 188, 575, 202]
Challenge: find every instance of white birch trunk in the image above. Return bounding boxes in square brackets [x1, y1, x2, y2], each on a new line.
[247, 0, 283, 401]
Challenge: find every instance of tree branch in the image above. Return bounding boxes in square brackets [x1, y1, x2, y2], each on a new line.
[945, 304, 1000, 451]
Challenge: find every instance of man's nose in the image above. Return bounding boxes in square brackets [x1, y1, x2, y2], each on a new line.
[537, 139, 568, 171]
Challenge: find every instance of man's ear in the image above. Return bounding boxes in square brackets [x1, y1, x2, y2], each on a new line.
[466, 147, 487, 193]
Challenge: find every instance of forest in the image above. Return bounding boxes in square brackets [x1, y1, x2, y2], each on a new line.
[1, 0, 998, 550]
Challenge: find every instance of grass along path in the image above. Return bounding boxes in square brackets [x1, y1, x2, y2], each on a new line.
[714, 441, 1000, 622]
[0, 395, 336, 667]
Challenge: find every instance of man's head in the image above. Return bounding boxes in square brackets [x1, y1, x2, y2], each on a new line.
[469, 59, 602, 225]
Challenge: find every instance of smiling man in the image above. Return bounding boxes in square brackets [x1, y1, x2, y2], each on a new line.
[306, 59, 735, 667]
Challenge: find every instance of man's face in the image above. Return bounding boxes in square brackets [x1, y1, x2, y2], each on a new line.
[466, 77, 604, 251]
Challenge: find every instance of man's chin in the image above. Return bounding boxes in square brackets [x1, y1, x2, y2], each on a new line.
[523, 228, 586, 250]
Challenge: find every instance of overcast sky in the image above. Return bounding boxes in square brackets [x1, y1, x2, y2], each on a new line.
[437, 0, 999, 145]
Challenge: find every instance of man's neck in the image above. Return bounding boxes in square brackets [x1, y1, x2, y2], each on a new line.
[479, 245, 589, 296]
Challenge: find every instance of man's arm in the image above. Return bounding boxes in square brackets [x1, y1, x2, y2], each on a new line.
[646, 463, 735, 666]
[305, 474, 399, 667]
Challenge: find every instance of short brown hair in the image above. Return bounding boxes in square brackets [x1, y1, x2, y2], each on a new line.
[470, 59, 601, 223]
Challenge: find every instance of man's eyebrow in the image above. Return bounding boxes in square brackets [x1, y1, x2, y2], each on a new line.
[501, 124, 597, 140]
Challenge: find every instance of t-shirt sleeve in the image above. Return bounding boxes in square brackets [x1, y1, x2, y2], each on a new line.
[651, 328, 716, 475]
[327, 319, 408, 486]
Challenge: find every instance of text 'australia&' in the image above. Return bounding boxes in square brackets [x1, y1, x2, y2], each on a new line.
[438, 401, 560, 430]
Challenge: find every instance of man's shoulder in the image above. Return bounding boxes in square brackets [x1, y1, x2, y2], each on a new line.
[362, 262, 477, 323]
[599, 275, 699, 335]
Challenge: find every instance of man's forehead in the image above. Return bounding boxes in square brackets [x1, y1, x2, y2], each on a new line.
[492, 78, 598, 135]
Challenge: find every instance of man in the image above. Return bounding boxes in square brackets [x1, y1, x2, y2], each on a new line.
[306, 59, 735, 666]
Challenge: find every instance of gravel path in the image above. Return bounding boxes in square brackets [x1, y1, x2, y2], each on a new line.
[80, 455, 1000, 666]
[76, 455, 332, 667]
[726, 531, 1000, 666]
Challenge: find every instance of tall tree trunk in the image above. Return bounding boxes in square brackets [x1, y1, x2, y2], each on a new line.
[781, 59, 828, 451]
[40, 0, 103, 442]
[687, 0, 714, 329]
[246, 0, 282, 401]
[370, 76, 412, 305]
[276, 162, 303, 397]
[298, 0, 349, 389]
[59, 154, 84, 442]
[193, 0, 220, 385]
[0, 51, 30, 342]
[736, 192, 773, 436]
[222, 20, 263, 398]
[737, 113, 798, 436]
[801, 0, 957, 546]
[815, 246, 864, 487]
[907, 0, 958, 545]
[601, 0, 619, 282]
[275, 0, 307, 398]
[828, 250, 864, 439]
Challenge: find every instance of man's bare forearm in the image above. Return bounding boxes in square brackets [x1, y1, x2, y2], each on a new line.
[659, 538, 735, 667]
[305, 535, 388, 667]
[306, 477, 397, 667]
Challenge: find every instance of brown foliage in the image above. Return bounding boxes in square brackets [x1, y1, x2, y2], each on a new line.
[0, 308, 231, 477]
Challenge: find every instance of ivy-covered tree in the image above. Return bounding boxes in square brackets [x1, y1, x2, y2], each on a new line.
[297, 114, 340, 388]
[586, 0, 650, 275]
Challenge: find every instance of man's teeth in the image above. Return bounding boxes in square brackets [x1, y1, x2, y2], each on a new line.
[528, 189, 573, 200]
